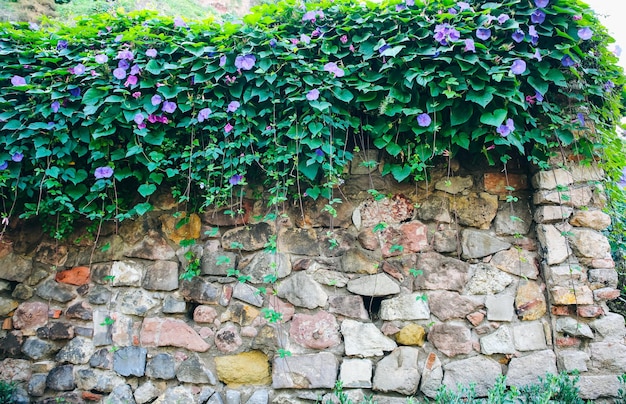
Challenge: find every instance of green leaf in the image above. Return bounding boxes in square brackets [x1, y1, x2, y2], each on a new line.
[527, 76, 549, 95]
[466, 88, 497, 108]
[391, 164, 412, 182]
[450, 105, 473, 126]
[133, 202, 153, 216]
[138, 184, 157, 197]
[332, 88, 354, 103]
[82, 88, 108, 106]
[480, 109, 507, 127]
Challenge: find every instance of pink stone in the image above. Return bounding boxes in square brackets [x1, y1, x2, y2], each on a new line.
[594, 288, 620, 301]
[556, 337, 581, 347]
[381, 221, 430, 258]
[577, 306, 605, 318]
[289, 311, 341, 349]
[215, 324, 242, 353]
[483, 172, 528, 194]
[591, 258, 615, 268]
[13, 302, 48, 330]
[269, 295, 295, 322]
[55, 266, 90, 286]
[194, 305, 218, 323]
[241, 326, 257, 337]
[140, 318, 210, 352]
[198, 327, 214, 339]
[551, 306, 573, 316]
[466, 311, 485, 326]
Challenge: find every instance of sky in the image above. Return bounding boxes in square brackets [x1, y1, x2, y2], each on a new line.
[584, 0, 626, 69]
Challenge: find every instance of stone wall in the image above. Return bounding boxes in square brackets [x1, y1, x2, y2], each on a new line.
[0, 157, 624, 403]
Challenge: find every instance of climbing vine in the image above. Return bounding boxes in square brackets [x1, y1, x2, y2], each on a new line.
[0, 0, 623, 237]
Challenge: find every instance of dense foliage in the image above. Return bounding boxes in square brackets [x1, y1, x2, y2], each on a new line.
[0, 0, 623, 237]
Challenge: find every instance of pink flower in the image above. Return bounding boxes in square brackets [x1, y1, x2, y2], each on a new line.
[225, 123, 234, 133]
[227, 101, 240, 113]
[11, 76, 26, 86]
[125, 75, 138, 87]
[306, 89, 320, 101]
[95, 54, 108, 64]
[132, 91, 141, 99]
[146, 48, 157, 58]
[340, 35, 348, 44]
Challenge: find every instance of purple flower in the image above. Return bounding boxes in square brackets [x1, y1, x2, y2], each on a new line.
[94, 166, 114, 179]
[315, 149, 324, 157]
[379, 43, 390, 54]
[464, 38, 475, 52]
[73, 63, 85, 75]
[476, 28, 491, 41]
[225, 123, 234, 133]
[528, 25, 538, 39]
[605, 80, 615, 92]
[396, 4, 406, 11]
[535, 0, 548, 7]
[619, 167, 626, 189]
[219, 55, 227, 67]
[174, 17, 188, 28]
[531, 9, 546, 24]
[125, 75, 138, 87]
[151, 95, 163, 106]
[434, 23, 461, 45]
[300, 34, 311, 44]
[323, 62, 345, 78]
[234, 54, 256, 70]
[533, 49, 543, 61]
[269, 39, 277, 47]
[51, 101, 60, 113]
[146, 48, 158, 58]
[535, 91, 544, 102]
[613, 45, 622, 57]
[227, 101, 240, 113]
[578, 27, 592, 40]
[95, 54, 108, 64]
[448, 8, 457, 14]
[497, 118, 515, 137]
[11, 152, 23, 162]
[417, 113, 432, 127]
[118, 59, 130, 70]
[511, 59, 527, 75]
[457, 2, 470, 11]
[56, 40, 68, 51]
[134, 113, 144, 125]
[197, 108, 212, 122]
[0, 162, 7, 170]
[117, 50, 134, 61]
[114, 35, 123, 42]
[69, 87, 81, 97]
[229, 174, 243, 185]
[11, 76, 26, 86]
[577, 113, 586, 127]
[561, 55, 575, 67]
[306, 89, 320, 101]
[162, 101, 177, 114]
[512, 30, 525, 43]
[406, 0, 414, 5]
[130, 65, 141, 76]
[113, 68, 127, 80]
[497, 14, 510, 24]
[302, 10, 324, 22]
[340, 35, 348, 44]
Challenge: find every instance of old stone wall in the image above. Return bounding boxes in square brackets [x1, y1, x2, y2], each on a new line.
[0, 158, 624, 403]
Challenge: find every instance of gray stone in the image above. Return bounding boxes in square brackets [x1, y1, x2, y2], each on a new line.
[588, 342, 626, 372]
[427, 291, 484, 321]
[55, 336, 95, 365]
[420, 352, 443, 399]
[536, 224, 570, 265]
[90, 347, 113, 369]
[180, 277, 221, 304]
[433, 229, 458, 253]
[46, 364, 75, 391]
[154, 386, 195, 404]
[110, 260, 144, 286]
[0, 253, 32, 282]
[350, 150, 378, 175]
[427, 323, 473, 357]
[590, 313, 626, 340]
[177, 354, 216, 384]
[340, 248, 380, 274]
[414, 252, 470, 292]
[435, 175, 473, 194]
[506, 350, 557, 387]
[577, 375, 620, 400]
[570, 209, 612, 230]
[588, 268, 619, 289]
[162, 294, 187, 313]
[36, 278, 77, 303]
[454, 192, 499, 229]
[442, 356, 501, 397]
[0, 358, 30, 382]
[278, 227, 320, 255]
[125, 230, 176, 261]
[379, 293, 430, 320]
[146, 353, 176, 380]
[347, 273, 400, 297]
[512, 321, 547, 351]
[328, 295, 369, 320]
[28, 373, 47, 397]
[480, 326, 515, 354]
[21, 337, 55, 360]
[532, 169, 574, 190]
[202, 251, 238, 276]
[558, 350, 589, 373]
[545, 264, 585, 287]
[208, 392, 225, 404]
[246, 389, 269, 404]
[339, 358, 372, 388]
[467, 264, 514, 295]
[418, 196, 452, 223]
[533, 186, 593, 207]
[311, 268, 349, 287]
[494, 200, 532, 236]
[114, 346, 147, 377]
[88, 285, 112, 305]
[0, 297, 18, 316]
[568, 228, 611, 259]
[107, 383, 136, 404]
[233, 282, 264, 307]
[222, 222, 275, 252]
[142, 260, 179, 291]
[461, 230, 511, 259]
[490, 248, 539, 280]
[556, 317, 594, 338]
[569, 164, 604, 182]
[117, 288, 159, 316]
[226, 390, 241, 404]
[534, 205, 573, 224]
[276, 271, 328, 309]
[272, 352, 338, 389]
[134, 380, 162, 404]
[239, 251, 291, 283]
[372, 347, 420, 395]
[66, 301, 93, 320]
[93, 310, 113, 346]
[485, 294, 515, 322]
[75, 368, 125, 393]
[342, 319, 397, 357]
[11, 284, 33, 300]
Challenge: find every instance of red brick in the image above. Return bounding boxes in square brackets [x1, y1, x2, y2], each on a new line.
[577, 306, 605, 318]
[484, 172, 528, 194]
[594, 288, 621, 301]
[82, 391, 103, 401]
[2, 318, 12, 330]
[556, 337, 581, 347]
[55, 266, 90, 286]
[551, 306, 573, 316]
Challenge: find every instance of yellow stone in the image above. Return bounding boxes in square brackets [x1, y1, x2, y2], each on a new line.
[215, 350, 271, 387]
[395, 323, 426, 346]
[161, 212, 201, 245]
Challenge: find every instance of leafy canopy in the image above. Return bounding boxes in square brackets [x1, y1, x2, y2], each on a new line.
[0, 0, 623, 237]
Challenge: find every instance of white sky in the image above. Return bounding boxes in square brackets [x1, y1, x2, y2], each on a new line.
[584, 0, 626, 69]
